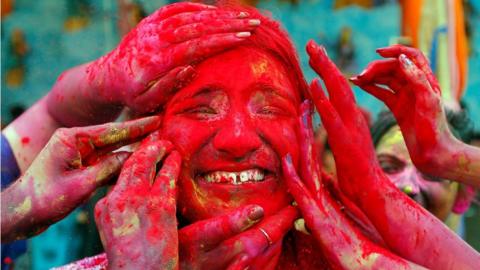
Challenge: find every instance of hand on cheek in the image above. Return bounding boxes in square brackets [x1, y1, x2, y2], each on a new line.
[1, 116, 160, 242]
[94, 131, 181, 270]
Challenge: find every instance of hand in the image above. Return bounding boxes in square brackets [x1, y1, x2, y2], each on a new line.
[306, 40, 480, 270]
[306, 41, 378, 199]
[94, 131, 181, 270]
[88, 2, 260, 114]
[281, 99, 424, 270]
[1, 116, 160, 242]
[350, 45, 451, 174]
[179, 205, 298, 270]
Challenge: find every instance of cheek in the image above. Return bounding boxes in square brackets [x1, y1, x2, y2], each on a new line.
[256, 118, 300, 166]
[160, 117, 214, 158]
[423, 182, 458, 219]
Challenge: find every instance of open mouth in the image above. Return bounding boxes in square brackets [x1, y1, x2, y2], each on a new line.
[198, 169, 271, 185]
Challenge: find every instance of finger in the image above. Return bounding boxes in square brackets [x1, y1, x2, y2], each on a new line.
[351, 59, 398, 85]
[163, 18, 260, 44]
[208, 206, 298, 267]
[151, 150, 181, 196]
[80, 151, 131, 188]
[298, 100, 321, 198]
[309, 79, 353, 154]
[166, 32, 251, 69]
[306, 40, 356, 119]
[114, 137, 173, 194]
[354, 83, 395, 108]
[247, 241, 282, 270]
[179, 204, 264, 251]
[376, 44, 439, 90]
[227, 254, 250, 270]
[308, 79, 345, 138]
[132, 65, 196, 113]
[76, 116, 161, 155]
[153, 2, 217, 21]
[159, 10, 250, 31]
[282, 155, 323, 233]
[398, 54, 435, 92]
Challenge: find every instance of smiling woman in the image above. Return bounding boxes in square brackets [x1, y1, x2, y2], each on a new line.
[162, 47, 300, 221]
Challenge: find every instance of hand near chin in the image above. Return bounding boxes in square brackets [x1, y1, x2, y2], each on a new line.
[87, 2, 260, 114]
[94, 131, 181, 270]
[179, 205, 298, 270]
[349, 45, 456, 179]
[282, 101, 425, 270]
[1, 116, 160, 243]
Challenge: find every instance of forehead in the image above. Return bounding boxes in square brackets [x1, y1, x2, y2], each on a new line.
[173, 47, 299, 103]
[376, 125, 410, 160]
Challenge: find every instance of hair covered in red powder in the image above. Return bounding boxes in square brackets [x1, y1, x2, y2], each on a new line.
[210, 1, 309, 100]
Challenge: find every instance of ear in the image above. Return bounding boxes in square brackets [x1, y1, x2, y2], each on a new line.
[452, 184, 477, 214]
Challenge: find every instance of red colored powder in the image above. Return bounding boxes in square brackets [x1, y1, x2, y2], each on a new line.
[21, 137, 30, 145]
[3, 257, 12, 264]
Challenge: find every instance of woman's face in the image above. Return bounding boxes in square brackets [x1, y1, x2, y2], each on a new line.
[161, 47, 301, 222]
[376, 125, 458, 221]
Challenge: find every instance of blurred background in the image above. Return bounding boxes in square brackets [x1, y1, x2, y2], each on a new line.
[1, 0, 479, 269]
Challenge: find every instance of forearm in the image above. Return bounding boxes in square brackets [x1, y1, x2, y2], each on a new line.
[357, 172, 480, 269]
[1, 175, 40, 242]
[46, 63, 123, 127]
[2, 96, 60, 172]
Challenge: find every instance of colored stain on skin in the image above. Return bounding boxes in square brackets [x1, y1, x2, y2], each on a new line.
[250, 58, 269, 78]
[98, 127, 130, 145]
[14, 196, 32, 216]
[21, 136, 30, 145]
[113, 214, 140, 237]
[456, 153, 471, 172]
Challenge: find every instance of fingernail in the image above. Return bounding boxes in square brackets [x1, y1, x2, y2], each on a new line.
[248, 19, 261, 26]
[176, 66, 196, 89]
[177, 66, 195, 80]
[358, 68, 367, 77]
[349, 76, 360, 83]
[238, 11, 249, 18]
[399, 54, 413, 67]
[319, 45, 328, 57]
[285, 154, 292, 164]
[236, 32, 251, 38]
[248, 206, 264, 220]
[301, 105, 310, 126]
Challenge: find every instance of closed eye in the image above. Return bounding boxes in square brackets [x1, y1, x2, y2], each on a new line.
[257, 106, 284, 116]
[377, 154, 405, 174]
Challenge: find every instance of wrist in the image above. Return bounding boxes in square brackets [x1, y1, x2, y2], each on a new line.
[47, 63, 123, 127]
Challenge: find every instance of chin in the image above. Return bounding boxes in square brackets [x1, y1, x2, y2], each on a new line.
[177, 169, 292, 222]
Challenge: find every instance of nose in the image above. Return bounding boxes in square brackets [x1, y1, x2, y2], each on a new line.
[212, 114, 262, 159]
[388, 167, 421, 196]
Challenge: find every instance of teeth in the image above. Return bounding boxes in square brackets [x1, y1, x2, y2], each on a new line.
[203, 169, 266, 184]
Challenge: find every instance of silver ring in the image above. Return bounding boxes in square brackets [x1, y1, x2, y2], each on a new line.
[258, 228, 273, 246]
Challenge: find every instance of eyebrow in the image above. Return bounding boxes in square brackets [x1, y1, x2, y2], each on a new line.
[377, 153, 406, 166]
[191, 85, 223, 98]
[253, 82, 297, 103]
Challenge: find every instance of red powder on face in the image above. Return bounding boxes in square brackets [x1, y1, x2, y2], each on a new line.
[21, 137, 30, 145]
